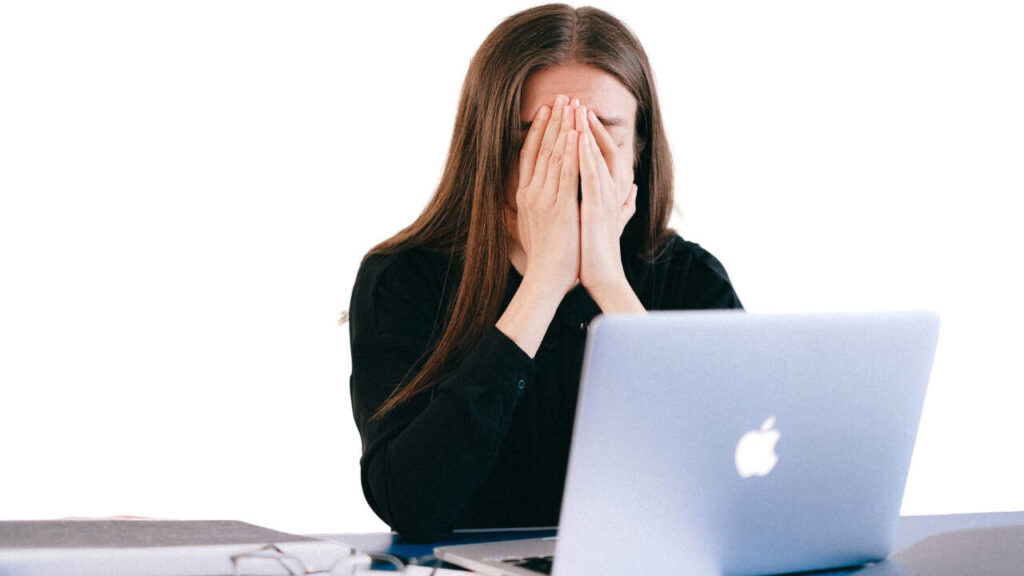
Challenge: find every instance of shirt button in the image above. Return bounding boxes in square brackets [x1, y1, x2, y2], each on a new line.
[517, 379, 526, 390]
[579, 321, 587, 333]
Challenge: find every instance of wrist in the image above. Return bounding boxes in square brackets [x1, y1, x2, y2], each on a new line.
[586, 275, 645, 314]
[519, 272, 572, 309]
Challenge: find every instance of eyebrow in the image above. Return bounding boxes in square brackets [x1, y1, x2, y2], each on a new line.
[521, 113, 628, 131]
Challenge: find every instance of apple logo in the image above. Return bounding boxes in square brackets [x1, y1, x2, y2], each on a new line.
[735, 416, 781, 478]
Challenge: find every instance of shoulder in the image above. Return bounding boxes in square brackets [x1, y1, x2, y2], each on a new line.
[639, 232, 743, 310]
[355, 246, 452, 291]
[659, 234, 735, 284]
[350, 246, 458, 332]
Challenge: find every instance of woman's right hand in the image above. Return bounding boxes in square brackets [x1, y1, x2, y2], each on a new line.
[512, 94, 581, 298]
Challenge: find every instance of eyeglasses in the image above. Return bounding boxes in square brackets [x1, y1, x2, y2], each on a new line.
[230, 543, 442, 576]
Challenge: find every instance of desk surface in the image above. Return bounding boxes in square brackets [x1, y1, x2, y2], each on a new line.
[890, 510, 1024, 550]
[319, 511, 1024, 574]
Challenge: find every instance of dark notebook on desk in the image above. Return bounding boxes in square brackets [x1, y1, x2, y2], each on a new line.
[0, 519, 353, 576]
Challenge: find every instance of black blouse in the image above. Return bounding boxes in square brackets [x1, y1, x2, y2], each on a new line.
[347, 234, 743, 542]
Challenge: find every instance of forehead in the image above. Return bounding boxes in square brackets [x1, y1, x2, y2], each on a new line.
[520, 63, 636, 127]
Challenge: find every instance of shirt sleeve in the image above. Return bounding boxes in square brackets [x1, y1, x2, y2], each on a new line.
[348, 252, 537, 542]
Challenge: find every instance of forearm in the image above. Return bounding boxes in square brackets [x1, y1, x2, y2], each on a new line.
[366, 276, 563, 538]
[495, 275, 565, 358]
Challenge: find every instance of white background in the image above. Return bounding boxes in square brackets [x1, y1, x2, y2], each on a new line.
[1, 1, 1021, 535]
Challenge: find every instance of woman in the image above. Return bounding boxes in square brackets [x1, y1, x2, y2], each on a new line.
[347, 4, 742, 542]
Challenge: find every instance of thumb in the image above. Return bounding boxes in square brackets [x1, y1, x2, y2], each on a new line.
[504, 206, 518, 234]
[625, 183, 637, 209]
[620, 184, 638, 233]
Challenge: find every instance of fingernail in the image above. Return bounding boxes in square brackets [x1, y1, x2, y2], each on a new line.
[571, 98, 580, 107]
[556, 94, 569, 106]
[589, 110, 598, 123]
[536, 106, 550, 119]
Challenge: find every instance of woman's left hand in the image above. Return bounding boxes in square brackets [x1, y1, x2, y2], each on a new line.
[576, 104, 638, 298]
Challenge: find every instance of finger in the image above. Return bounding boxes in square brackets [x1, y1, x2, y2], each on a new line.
[531, 95, 570, 188]
[541, 114, 572, 201]
[558, 130, 580, 203]
[587, 110, 619, 179]
[579, 131, 600, 204]
[518, 105, 551, 186]
[576, 105, 592, 142]
[586, 121, 612, 189]
[579, 106, 610, 181]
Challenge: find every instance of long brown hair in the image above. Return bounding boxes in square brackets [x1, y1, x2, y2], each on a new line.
[368, 3, 675, 419]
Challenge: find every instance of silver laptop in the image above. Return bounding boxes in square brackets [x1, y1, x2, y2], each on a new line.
[435, 310, 940, 576]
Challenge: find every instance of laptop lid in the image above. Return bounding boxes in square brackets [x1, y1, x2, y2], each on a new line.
[553, 310, 940, 576]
